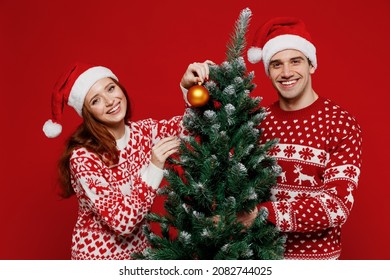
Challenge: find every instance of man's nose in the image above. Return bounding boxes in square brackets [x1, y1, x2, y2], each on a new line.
[282, 64, 293, 77]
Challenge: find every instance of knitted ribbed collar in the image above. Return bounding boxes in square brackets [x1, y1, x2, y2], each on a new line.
[268, 96, 329, 120]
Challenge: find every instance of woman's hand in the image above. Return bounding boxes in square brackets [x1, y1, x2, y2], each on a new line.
[151, 136, 181, 169]
[180, 60, 215, 89]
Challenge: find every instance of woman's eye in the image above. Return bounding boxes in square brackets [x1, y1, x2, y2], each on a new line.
[108, 85, 115, 92]
[92, 98, 99, 105]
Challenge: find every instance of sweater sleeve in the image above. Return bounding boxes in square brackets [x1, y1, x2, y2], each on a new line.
[70, 148, 157, 236]
[259, 117, 363, 233]
[140, 162, 164, 190]
[142, 115, 185, 144]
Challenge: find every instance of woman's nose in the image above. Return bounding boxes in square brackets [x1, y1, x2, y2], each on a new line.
[105, 96, 114, 106]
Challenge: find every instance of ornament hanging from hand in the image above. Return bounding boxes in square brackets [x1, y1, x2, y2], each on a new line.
[187, 82, 210, 107]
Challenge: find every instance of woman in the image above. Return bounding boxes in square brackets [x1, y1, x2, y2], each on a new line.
[42, 61, 211, 259]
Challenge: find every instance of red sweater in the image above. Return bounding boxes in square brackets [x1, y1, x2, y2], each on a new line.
[258, 97, 362, 260]
[69, 117, 182, 259]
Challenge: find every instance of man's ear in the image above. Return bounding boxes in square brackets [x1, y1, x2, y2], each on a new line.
[309, 64, 316, 74]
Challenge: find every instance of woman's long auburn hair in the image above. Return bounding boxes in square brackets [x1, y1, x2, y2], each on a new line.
[58, 79, 131, 198]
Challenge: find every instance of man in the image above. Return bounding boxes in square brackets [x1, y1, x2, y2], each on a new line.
[245, 17, 363, 260]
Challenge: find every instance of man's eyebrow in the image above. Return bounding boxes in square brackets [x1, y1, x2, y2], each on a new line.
[290, 56, 305, 61]
[269, 59, 281, 65]
[270, 56, 305, 64]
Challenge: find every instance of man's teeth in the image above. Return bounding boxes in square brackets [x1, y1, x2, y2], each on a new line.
[282, 80, 296, 85]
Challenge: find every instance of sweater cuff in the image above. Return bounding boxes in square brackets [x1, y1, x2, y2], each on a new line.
[180, 84, 191, 106]
[257, 202, 277, 225]
[140, 162, 164, 190]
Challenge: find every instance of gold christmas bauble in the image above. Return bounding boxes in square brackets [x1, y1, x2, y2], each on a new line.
[187, 84, 210, 107]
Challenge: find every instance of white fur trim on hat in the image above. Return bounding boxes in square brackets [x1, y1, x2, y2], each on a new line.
[262, 34, 317, 75]
[68, 66, 118, 116]
[247, 47, 263, 64]
[43, 119, 62, 138]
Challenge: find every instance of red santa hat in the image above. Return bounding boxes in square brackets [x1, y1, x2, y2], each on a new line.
[247, 17, 317, 75]
[42, 62, 118, 138]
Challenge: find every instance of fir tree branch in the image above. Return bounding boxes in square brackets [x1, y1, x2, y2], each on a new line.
[226, 8, 252, 61]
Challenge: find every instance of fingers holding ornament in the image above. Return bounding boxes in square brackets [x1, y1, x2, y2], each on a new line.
[180, 60, 215, 89]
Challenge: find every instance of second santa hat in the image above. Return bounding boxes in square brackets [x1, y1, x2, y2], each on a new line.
[247, 17, 317, 75]
[42, 62, 118, 138]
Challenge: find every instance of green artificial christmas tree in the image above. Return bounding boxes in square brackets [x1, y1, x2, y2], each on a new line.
[135, 8, 285, 260]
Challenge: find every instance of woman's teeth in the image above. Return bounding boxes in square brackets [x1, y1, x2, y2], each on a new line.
[108, 104, 120, 114]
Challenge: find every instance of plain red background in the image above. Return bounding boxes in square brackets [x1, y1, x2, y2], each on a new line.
[1, 0, 389, 260]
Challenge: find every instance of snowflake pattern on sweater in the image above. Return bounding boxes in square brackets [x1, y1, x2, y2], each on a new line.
[258, 97, 362, 260]
[69, 117, 183, 260]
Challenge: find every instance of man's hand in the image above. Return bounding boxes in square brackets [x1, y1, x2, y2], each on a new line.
[236, 207, 258, 229]
[180, 60, 215, 89]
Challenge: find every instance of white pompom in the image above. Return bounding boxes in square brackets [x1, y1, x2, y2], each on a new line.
[247, 47, 263, 64]
[43, 119, 62, 138]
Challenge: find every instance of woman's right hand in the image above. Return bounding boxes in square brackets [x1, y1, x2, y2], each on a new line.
[151, 136, 181, 169]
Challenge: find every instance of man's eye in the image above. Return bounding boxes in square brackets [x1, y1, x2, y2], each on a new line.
[292, 59, 301, 64]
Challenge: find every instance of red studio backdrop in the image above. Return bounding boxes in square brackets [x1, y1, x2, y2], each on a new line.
[1, 0, 389, 260]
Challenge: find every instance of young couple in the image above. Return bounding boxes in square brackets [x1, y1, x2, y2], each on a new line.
[43, 17, 362, 260]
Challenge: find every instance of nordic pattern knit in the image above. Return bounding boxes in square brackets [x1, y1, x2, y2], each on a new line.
[258, 97, 362, 260]
[70, 117, 183, 260]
